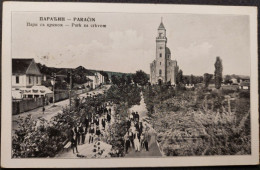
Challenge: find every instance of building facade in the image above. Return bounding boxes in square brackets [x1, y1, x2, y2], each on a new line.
[150, 21, 179, 85]
[12, 58, 42, 89]
[12, 58, 52, 99]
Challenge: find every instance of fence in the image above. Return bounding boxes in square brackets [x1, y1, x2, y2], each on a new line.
[12, 88, 91, 115]
[13, 97, 44, 115]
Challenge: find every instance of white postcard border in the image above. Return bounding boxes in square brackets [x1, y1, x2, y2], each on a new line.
[1, 2, 258, 168]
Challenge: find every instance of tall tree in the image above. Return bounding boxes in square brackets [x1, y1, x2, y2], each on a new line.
[176, 69, 183, 84]
[214, 56, 223, 89]
[190, 74, 195, 84]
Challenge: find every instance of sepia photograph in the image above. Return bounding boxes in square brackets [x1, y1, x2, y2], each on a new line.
[1, 2, 258, 168]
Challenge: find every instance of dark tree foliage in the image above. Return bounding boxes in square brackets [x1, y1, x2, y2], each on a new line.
[214, 56, 223, 89]
[176, 69, 183, 84]
[126, 75, 132, 85]
[111, 75, 120, 85]
[204, 73, 213, 88]
[132, 70, 149, 86]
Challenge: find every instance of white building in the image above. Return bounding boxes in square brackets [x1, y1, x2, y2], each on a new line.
[12, 58, 52, 99]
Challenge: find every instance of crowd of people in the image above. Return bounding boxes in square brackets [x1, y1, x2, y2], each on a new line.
[69, 98, 113, 154]
[124, 111, 151, 153]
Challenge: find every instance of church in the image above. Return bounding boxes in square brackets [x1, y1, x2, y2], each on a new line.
[150, 20, 179, 85]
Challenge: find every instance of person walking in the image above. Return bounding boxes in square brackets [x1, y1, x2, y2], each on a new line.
[144, 128, 150, 152]
[133, 130, 140, 152]
[124, 131, 130, 154]
[74, 123, 81, 145]
[96, 126, 101, 140]
[70, 127, 79, 154]
[107, 112, 111, 124]
[128, 129, 134, 148]
[140, 132, 145, 149]
[138, 122, 143, 139]
[101, 117, 106, 130]
[89, 124, 95, 144]
[79, 124, 85, 144]
[85, 114, 89, 131]
[135, 112, 139, 122]
[126, 118, 131, 130]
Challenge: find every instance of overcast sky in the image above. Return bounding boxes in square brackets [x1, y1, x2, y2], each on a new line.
[12, 12, 250, 76]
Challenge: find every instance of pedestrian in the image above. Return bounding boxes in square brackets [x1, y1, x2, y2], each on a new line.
[131, 111, 135, 121]
[70, 127, 79, 154]
[126, 118, 131, 130]
[101, 117, 106, 130]
[135, 112, 139, 122]
[124, 132, 130, 154]
[107, 112, 111, 124]
[95, 116, 100, 127]
[74, 123, 80, 145]
[140, 132, 145, 149]
[129, 112, 134, 121]
[138, 122, 143, 138]
[79, 124, 85, 144]
[144, 128, 150, 152]
[89, 124, 95, 144]
[96, 126, 101, 140]
[133, 130, 140, 152]
[85, 114, 89, 131]
[128, 129, 134, 148]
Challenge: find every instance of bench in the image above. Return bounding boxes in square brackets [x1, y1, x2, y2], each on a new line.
[62, 140, 71, 152]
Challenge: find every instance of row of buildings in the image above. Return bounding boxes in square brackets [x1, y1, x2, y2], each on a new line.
[12, 58, 107, 100]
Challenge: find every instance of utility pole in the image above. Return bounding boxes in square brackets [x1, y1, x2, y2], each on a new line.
[51, 73, 56, 104]
[69, 70, 72, 111]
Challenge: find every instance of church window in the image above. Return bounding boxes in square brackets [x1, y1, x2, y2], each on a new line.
[16, 76, 19, 84]
[160, 53, 162, 57]
[160, 62, 161, 65]
[159, 69, 162, 76]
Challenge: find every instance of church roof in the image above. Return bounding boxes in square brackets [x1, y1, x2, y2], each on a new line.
[158, 22, 166, 30]
[166, 47, 171, 54]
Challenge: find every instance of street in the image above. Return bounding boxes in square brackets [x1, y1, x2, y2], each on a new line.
[12, 85, 111, 135]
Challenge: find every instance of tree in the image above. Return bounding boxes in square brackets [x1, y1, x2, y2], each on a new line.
[190, 74, 195, 84]
[224, 75, 232, 84]
[204, 73, 213, 88]
[111, 75, 120, 85]
[176, 69, 183, 84]
[214, 56, 223, 89]
[119, 74, 127, 86]
[132, 70, 149, 86]
[126, 75, 132, 85]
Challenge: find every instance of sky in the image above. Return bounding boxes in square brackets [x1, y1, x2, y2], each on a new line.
[12, 12, 250, 76]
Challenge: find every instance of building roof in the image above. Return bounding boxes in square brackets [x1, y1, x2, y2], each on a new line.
[166, 47, 171, 54]
[158, 22, 166, 30]
[240, 82, 250, 86]
[12, 58, 34, 74]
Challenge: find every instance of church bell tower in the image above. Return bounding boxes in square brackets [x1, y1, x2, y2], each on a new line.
[156, 18, 167, 83]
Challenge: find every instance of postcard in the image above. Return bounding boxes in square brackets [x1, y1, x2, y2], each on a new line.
[1, 1, 258, 168]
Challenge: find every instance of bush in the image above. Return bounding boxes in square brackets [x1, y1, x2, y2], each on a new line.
[239, 91, 250, 99]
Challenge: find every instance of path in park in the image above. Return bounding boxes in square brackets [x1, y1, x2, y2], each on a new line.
[125, 93, 162, 157]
